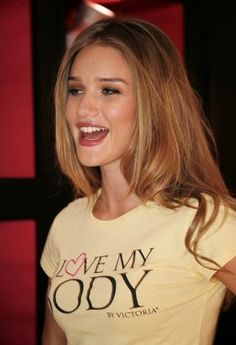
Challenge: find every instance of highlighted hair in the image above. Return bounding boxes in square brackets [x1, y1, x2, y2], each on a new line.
[55, 18, 236, 271]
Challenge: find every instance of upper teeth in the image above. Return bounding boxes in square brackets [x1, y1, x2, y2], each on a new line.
[80, 126, 108, 133]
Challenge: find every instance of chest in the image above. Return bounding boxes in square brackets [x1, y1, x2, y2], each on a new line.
[48, 214, 207, 316]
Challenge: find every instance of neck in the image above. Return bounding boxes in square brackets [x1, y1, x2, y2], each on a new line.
[93, 164, 141, 219]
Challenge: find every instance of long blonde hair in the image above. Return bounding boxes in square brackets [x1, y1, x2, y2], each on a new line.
[55, 18, 236, 269]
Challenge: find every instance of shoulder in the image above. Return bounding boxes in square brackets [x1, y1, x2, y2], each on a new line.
[54, 196, 90, 223]
[183, 195, 236, 278]
[48, 196, 91, 238]
[169, 195, 236, 245]
[195, 195, 236, 258]
[186, 193, 236, 225]
[204, 195, 236, 235]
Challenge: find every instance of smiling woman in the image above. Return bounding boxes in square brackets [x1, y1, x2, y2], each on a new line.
[65, 44, 136, 168]
[41, 17, 236, 345]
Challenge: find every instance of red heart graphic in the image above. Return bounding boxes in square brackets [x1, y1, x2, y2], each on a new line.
[65, 253, 87, 277]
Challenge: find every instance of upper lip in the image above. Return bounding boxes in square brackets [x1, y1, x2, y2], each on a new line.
[76, 122, 109, 131]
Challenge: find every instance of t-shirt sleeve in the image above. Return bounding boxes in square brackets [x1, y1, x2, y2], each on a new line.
[192, 206, 236, 280]
[40, 217, 60, 278]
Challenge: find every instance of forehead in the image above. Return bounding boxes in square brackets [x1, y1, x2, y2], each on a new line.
[70, 44, 133, 78]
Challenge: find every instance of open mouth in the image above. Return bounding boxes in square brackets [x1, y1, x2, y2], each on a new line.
[79, 126, 109, 145]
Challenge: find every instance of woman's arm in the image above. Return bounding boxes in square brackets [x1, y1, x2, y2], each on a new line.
[41, 282, 67, 345]
[214, 256, 236, 294]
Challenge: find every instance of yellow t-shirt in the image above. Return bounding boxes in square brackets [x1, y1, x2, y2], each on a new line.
[40, 197, 236, 345]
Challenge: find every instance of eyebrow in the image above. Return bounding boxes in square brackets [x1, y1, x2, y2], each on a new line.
[68, 76, 128, 84]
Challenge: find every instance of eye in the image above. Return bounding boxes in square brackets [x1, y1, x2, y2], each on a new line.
[101, 87, 120, 96]
[68, 87, 83, 96]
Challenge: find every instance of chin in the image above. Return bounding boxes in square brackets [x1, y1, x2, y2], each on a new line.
[78, 156, 102, 168]
[79, 160, 100, 167]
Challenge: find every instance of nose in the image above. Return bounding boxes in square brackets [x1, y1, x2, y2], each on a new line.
[76, 91, 98, 118]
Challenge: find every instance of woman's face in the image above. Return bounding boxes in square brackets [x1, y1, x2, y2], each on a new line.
[66, 44, 136, 170]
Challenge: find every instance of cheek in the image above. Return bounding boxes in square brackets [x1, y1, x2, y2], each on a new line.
[65, 100, 73, 124]
[65, 100, 76, 126]
[121, 103, 137, 133]
[65, 106, 78, 142]
[109, 101, 136, 129]
[112, 106, 136, 151]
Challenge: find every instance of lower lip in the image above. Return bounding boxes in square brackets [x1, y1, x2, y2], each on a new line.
[79, 132, 108, 147]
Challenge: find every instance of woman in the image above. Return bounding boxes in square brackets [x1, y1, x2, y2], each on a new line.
[41, 18, 236, 345]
